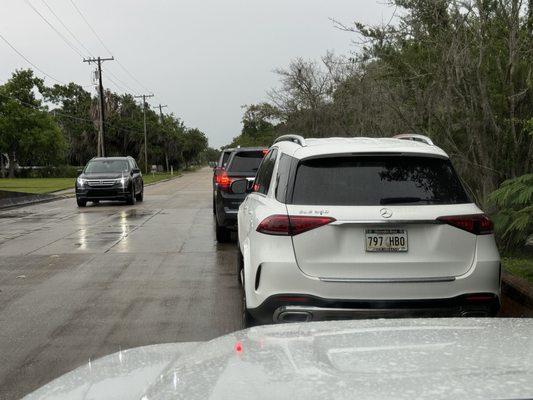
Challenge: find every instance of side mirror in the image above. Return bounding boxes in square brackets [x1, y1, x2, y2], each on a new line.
[77, 168, 83, 176]
[132, 168, 141, 174]
[231, 179, 251, 194]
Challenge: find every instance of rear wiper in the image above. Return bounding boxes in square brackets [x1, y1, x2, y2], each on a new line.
[380, 197, 433, 205]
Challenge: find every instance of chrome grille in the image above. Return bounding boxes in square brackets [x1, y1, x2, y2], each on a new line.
[86, 179, 116, 187]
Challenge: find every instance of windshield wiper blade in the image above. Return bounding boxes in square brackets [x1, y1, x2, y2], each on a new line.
[380, 197, 431, 205]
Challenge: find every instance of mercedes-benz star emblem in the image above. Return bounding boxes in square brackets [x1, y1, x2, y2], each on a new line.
[380, 208, 393, 218]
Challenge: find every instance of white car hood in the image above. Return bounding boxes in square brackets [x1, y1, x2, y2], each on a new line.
[24, 318, 533, 400]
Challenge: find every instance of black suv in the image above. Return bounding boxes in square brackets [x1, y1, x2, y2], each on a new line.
[76, 156, 144, 207]
[214, 147, 266, 242]
[212, 148, 234, 213]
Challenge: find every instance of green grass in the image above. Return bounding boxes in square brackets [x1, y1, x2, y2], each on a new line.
[502, 255, 533, 283]
[0, 173, 180, 194]
[143, 172, 178, 185]
[0, 178, 75, 194]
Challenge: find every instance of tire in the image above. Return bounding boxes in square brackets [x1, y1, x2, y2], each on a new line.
[76, 198, 87, 207]
[212, 196, 216, 215]
[126, 188, 136, 205]
[215, 221, 231, 243]
[136, 187, 144, 202]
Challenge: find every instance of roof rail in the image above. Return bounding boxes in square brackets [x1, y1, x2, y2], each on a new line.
[393, 133, 434, 146]
[273, 134, 306, 146]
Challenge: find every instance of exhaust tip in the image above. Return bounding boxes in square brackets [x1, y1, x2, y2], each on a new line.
[277, 311, 312, 323]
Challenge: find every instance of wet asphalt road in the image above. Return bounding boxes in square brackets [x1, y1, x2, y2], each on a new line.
[0, 167, 241, 399]
[0, 167, 528, 399]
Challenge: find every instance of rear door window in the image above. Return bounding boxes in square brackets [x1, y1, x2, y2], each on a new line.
[254, 149, 277, 195]
[291, 156, 470, 205]
[219, 151, 231, 168]
[227, 151, 265, 173]
[275, 154, 295, 202]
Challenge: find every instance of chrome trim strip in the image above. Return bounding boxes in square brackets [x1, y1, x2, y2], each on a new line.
[319, 276, 455, 283]
[330, 219, 441, 225]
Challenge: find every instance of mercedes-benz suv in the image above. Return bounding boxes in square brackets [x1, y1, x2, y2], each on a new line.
[75, 156, 144, 207]
[235, 134, 501, 326]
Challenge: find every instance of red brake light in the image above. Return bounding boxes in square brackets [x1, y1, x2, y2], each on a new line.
[216, 171, 232, 189]
[437, 214, 493, 235]
[256, 215, 336, 236]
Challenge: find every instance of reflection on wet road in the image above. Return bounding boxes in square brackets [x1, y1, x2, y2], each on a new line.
[0, 168, 241, 399]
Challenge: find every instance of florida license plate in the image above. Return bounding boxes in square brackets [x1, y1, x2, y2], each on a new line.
[365, 229, 408, 252]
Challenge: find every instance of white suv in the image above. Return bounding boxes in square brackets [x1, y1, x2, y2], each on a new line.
[234, 134, 501, 326]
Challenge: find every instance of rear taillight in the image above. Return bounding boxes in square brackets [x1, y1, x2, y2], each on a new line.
[437, 214, 493, 235]
[216, 171, 232, 190]
[256, 215, 336, 236]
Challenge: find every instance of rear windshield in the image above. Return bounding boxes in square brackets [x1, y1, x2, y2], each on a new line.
[227, 151, 265, 173]
[291, 156, 470, 205]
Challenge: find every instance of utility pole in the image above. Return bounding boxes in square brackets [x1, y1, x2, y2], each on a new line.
[83, 56, 114, 157]
[157, 104, 168, 171]
[158, 104, 167, 123]
[134, 94, 154, 173]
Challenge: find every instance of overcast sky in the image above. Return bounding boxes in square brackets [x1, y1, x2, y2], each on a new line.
[1, 0, 394, 148]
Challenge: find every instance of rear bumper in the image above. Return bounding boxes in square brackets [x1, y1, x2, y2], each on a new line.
[215, 190, 245, 229]
[250, 293, 500, 323]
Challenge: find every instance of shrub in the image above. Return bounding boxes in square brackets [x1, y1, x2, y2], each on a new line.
[488, 174, 533, 253]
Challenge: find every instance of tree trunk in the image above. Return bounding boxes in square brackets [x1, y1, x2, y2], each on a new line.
[8, 151, 16, 178]
[165, 153, 169, 172]
[0, 153, 6, 178]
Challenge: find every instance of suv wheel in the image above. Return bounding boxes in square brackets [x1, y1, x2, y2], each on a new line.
[126, 187, 136, 205]
[212, 196, 216, 215]
[215, 221, 231, 243]
[135, 187, 144, 202]
[76, 198, 87, 207]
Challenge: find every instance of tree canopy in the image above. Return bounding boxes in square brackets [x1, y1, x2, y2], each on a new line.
[0, 69, 210, 177]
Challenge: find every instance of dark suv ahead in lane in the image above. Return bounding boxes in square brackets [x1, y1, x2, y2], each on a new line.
[214, 147, 267, 242]
[76, 156, 144, 207]
[212, 148, 234, 214]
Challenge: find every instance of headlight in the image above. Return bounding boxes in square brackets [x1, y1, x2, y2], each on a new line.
[118, 177, 127, 187]
[77, 176, 85, 187]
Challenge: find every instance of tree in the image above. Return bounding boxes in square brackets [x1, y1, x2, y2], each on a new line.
[0, 70, 65, 177]
[182, 128, 208, 167]
[46, 82, 96, 165]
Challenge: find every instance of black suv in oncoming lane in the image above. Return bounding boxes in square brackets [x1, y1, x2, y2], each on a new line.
[76, 156, 144, 207]
[214, 147, 267, 242]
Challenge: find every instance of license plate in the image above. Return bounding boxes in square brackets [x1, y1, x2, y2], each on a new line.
[365, 229, 408, 252]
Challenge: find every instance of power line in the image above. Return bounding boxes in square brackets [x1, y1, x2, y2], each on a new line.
[68, 0, 156, 97]
[0, 32, 64, 84]
[104, 68, 138, 94]
[116, 60, 152, 93]
[39, 0, 94, 57]
[24, 0, 85, 58]
[68, 0, 112, 56]
[30, 0, 135, 95]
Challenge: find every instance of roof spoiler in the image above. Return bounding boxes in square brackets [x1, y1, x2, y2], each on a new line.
[273, 134, 306, 146]
[393, 134, 434, 146]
